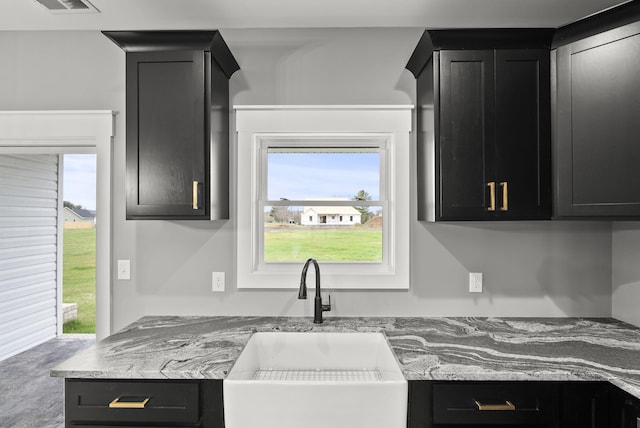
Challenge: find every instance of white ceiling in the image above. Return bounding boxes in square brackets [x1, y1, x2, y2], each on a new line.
[0, 0, 631, 31]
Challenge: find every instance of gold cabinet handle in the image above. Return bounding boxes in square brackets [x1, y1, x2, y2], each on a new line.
[487, 182, 496, 211]
[192, 180, 199, 210]
[500, 181, 508, 211]
[475, 400, 516, 411]
[109, 396, 150, 409]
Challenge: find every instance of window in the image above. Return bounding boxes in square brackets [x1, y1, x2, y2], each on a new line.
[235, 106, 412, 290]
[260, 142, 385, 263]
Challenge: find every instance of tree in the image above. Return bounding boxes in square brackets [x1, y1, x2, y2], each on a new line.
[353, 189, 374, 224]
[269, 206, 293, 223]
[64, 201, 84, 210]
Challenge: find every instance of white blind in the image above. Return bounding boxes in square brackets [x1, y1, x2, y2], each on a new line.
[0, 154, 59, 361]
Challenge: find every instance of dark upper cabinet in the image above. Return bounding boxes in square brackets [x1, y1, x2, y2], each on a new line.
[407, 30, 552, 221]
[552, 3, 640, 218]
[103, 31, 239, 220]
[437, 49, 495, 220]
[127, 50, 207, 219]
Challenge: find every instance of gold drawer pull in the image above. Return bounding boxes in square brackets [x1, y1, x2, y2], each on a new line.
[487, 181, 496, 211]
[109, 396, 150, 409]
[500, 181, 508, 211]
[192, 180, 199, 210]
[475, 400, 516, 411]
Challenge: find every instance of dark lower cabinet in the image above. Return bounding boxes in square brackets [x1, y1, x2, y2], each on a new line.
[409, 381, 560, 428]
[560, 382, 609, 428]
[433, 382, 558, 426]
[609, 384, 640, 428]
[65, 379, 224, 427]
[409, 379, 434, 428]
[409, 380, 640, 428]
[65, 378, 640, 428]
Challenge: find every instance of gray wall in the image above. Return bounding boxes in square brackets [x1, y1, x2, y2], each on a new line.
[0, 29, 614, 334]
[613, 222, 640, 326]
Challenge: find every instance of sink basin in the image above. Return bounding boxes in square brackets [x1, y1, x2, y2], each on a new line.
[223, 331, 407, 428]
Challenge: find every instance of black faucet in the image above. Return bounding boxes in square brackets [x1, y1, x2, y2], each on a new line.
[298, 258, 331, 324]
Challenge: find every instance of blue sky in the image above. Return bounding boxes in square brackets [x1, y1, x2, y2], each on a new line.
[63, 154, 96, 210]
[267, 152, 380, 200]
[60, 151, 379, 211]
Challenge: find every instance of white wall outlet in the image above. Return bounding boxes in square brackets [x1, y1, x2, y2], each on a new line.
[117, 259, 130, 280]
[469, 272, 483, 293]
[212, 272, 225, 292]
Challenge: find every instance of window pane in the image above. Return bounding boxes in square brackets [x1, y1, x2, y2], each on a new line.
[264, 205, 383, 262]
[267, 149, 380, 201]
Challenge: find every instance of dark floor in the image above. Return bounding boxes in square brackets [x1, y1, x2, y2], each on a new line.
[0, 335, 95, 428]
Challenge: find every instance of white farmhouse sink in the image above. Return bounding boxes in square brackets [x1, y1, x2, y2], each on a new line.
[223, 332, 407, 428]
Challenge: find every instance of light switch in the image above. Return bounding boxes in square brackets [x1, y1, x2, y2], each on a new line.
[117, 259, 131, 280]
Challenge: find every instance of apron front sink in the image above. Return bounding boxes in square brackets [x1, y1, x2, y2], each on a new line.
[223, 331, 407, 428]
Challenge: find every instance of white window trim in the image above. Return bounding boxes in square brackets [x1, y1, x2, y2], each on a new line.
[235, 105, 412, 290]
[0, 111, 114, 340]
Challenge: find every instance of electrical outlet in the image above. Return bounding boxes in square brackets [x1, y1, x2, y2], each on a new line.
[117, 260, 130, 280]
[212, 272, 225, 292]
[469, 272, 483, 293]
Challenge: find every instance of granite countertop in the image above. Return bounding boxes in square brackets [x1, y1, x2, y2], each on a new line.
[51, 316, 640, 399]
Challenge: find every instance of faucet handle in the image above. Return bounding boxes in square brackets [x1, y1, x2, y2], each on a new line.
[322, 294, 331, 312]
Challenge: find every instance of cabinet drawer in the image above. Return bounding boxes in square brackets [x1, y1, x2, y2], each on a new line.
[433, 382, 556, 425]
[65, 379, 200, 426]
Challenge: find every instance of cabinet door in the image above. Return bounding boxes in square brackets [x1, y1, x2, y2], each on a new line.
[554, 23, 640, 217]
[201, 380, 225, 428]
[437, 50, 496, 220]
[65, 379, 200, 426]
[495, 49, 551, 220]
[408, 380, 434, 428]
[561, 382, 609, 428]
[432, 381, 558, 426]
[610, 384, 640, 428]
[126, 50, 208, 219]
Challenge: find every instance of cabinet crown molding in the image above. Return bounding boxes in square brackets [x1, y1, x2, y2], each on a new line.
[102, 30, 240, 79]
[553, 0, 640, 48]
[406, 28, 553, 78]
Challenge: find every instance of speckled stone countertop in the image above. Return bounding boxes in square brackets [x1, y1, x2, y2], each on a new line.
[51, 316, 640, 398]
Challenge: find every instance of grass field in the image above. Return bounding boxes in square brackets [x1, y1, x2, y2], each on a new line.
[63, 228, 96, 334]
[264, 225, 382, 261]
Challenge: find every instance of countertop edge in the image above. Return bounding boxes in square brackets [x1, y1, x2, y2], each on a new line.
[49, 316, 640, 400]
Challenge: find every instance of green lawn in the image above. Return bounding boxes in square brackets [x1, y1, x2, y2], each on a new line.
[63, 228, 96, 334]
[264, 225, 382, 262]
